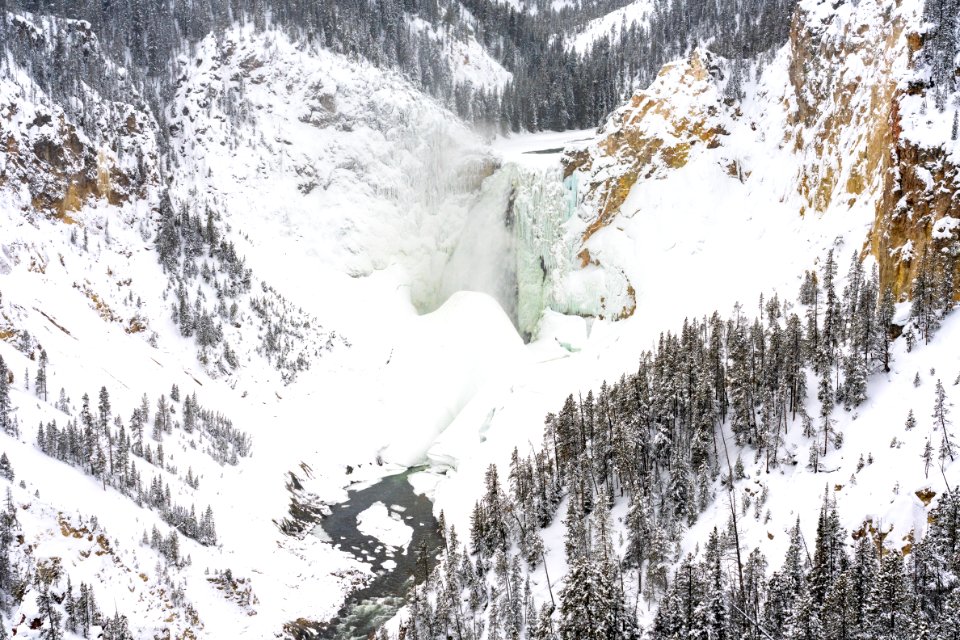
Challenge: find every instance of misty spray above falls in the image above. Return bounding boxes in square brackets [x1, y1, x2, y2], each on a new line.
[435, 166, 520, 332]
[425, 162, 588, 341]
[420, 152, 642, 343]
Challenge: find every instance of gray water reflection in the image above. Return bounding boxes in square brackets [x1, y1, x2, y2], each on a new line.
[288, 468, 444, 639]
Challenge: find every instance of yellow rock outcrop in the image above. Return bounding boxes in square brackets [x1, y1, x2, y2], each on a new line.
[787, 0, 959, 300]
[564, 50, 727, 246]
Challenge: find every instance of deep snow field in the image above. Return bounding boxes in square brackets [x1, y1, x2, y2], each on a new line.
[1, 2, 958, 631]
[3, 116, 955, 633]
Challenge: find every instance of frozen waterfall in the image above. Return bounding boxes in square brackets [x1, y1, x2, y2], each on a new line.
[433, 162, 587, 340]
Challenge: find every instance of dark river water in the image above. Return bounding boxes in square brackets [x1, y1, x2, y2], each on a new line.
[287, 468, 444, 639]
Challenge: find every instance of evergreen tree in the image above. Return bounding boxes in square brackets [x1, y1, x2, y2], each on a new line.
[63, 578, 77, 634]
[129, 408, 144, 457]
[841, 350, 867, 410]
[935, 588, 960, 639]
[937, 250, 956, 315]
[481, 464, 509, 557]
[785, 589, 822, 640]
[911, 249, 939, 344]
[102, 611, 134, 640]
[741, 548, 768, 640]
[200, 505, 217, 546]
[652, 554, 707, 639]
[0, 454, 13, 482]
[809, 490, 847, 606]
[563, 492, 587, 566]
[98, 386, 111, 435]
[933, 379, 955, 462]
[875, 286, 895, 372]
[905, 409, 917, 431]
[35, 349, 48, 402]
[821, 571, 855, 640]
[532, 603, 557, 640]
[764, 518, 813, 636]
[820, 249, 840, 370]
[703, 527, 730, 640]
[624, 493, 650, 569]
[818, 367, 836, 457]
[848, 536, 878, 630]
[864, 552, 910, 639]
[0, 356, 11, 435]
[37, 587, 64, 640]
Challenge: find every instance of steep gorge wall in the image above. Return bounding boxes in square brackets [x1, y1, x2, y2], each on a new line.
[556, 49, 729, 324]
[787, 0, 959, 300]
[873, 133, 960, 299]
[563, 50, 727, 244]
[0, 101, 153, 218]
[559, 0, 959, 317]
[786, 0, 904, 215]
[0, 15, 161, 219]
[883, 34, 960, 302]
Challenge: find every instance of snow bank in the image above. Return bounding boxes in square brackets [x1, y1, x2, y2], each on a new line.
[378, 291, 527, 466]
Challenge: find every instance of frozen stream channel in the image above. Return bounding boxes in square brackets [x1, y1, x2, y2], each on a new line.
[289, 469, 444, 639]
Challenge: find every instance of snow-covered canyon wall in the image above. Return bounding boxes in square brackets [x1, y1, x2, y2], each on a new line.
[1, 13, 162, 221]
[556, 0, 959, 320]
[786, 0, 960, 301]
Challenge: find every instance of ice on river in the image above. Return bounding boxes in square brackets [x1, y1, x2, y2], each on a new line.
[356, 502, 414, 551]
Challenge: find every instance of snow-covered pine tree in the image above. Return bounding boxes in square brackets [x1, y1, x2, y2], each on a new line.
[820, 248, 841, 371]
[905, 409, 917, 431]
[863, 552, 910, 639]
[36, 586, 64, 640]
[0, 454, 13, 482]
[875, 286, 896, 372]
[0, 357, 11, 435]
[923, 438, 935, 478]
[842, 349, 867, 410]
[911, 248, 940, 344]
[702, 527, 730, 639]
[651, 554, 706, 639]
[820, 572, 854, 640]
[97, 386, 111, 436]
[808, 490, 847, 606]
[35, 349, 48, 402]
[933, 379, 955, 462]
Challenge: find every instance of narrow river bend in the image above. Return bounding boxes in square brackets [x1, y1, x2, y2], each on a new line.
[288, 468, 445, 639]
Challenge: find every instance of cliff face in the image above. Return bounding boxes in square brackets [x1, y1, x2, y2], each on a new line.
[0, 103, 153, 217]
[872, 27, 960, 301]
[560, 0, 959, 315]
[0, 14, 161, 219]
[564, 49, 729, 247]
[786, 0, 907, 216]
[787, 0, 959, 300]
[873, 135, 960, 299]
[557, 49, 733, 322]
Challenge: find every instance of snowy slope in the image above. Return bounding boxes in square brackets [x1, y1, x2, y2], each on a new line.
[569, 0, 654, 53]
[167, 25, 501, 316]
[409, 16, 514, 89]
[375, 0, 960, 635]
[1, 0, 958, 637]
[0, 14, 532, 638]
[414, 285, 960, 634]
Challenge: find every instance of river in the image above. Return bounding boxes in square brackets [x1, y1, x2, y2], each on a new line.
[287, 468, 445, 639]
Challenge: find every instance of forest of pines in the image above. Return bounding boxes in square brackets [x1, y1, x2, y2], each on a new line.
[383, 247, 960, 640]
